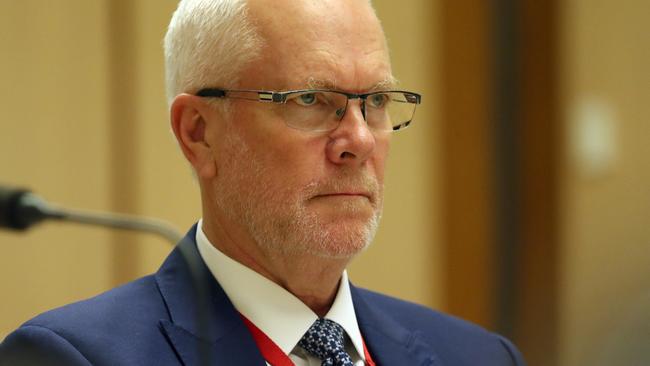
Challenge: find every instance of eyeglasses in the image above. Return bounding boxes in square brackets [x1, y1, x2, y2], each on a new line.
[195, 88, 421, 133]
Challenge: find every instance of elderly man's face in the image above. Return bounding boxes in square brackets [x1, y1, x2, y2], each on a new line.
[209, 0, 392, 259]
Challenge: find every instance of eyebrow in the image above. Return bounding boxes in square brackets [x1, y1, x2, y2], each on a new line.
[372, 76, 399, 91]
[304, 75, 399, 92]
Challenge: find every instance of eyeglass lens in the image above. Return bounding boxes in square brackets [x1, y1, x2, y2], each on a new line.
[281, 91, 416, 132]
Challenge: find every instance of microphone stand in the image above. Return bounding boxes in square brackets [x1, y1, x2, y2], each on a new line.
[1, 188, 182, 245]
[49, 206, 183, 244]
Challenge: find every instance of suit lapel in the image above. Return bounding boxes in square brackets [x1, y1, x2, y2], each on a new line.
[351, 285, 441, 366]
[159, 319, 263, 366]
[155, 225, 266, 366]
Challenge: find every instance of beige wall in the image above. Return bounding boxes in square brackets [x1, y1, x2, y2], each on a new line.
[0, 0, 115, 338]
[559, 0, 650, 365]
[0, 0, 441, 338]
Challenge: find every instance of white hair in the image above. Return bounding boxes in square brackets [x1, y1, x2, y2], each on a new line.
[164, 0, 262, 106]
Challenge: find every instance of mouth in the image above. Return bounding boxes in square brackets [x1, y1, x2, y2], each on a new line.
[307, 175, 379, 206]
[313, 191, 373, 202]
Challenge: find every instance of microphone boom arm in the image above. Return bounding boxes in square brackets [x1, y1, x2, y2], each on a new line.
[50, 206, 183, 244]
[1, 187, 183, 245]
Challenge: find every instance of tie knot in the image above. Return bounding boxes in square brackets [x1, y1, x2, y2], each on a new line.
[298, 318, 354, 366]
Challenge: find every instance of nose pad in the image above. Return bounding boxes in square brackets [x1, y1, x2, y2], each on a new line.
[336, 98, 366, 123]
[335, 107, 346, 120]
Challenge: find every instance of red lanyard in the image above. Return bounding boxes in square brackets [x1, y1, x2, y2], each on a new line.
[240, 314, 376, 366]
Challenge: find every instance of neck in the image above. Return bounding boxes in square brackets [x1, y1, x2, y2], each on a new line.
[201, 210, 351, 317]
[270, 258, 346, 317]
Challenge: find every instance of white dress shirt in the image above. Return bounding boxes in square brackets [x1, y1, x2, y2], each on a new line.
[196, 219, 367, 366]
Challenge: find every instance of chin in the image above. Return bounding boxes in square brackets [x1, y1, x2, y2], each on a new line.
[305, 219, 379, 259]
[311, 240, 369, 259]
[249, 200, 383, 260]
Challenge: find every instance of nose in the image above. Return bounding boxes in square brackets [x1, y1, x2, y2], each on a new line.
[325, 100, 376, 166]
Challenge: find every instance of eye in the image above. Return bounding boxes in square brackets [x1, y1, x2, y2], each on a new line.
[368, 93, 390, 108]
[294, 93, 318, 106]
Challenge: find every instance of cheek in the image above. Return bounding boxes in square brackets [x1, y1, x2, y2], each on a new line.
[269, 138, 329, 185]
[244, 120, 329, 183]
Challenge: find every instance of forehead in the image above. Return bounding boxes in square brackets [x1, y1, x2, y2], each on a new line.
[306, 76, 398, 92]
[243, 0, 393, 92]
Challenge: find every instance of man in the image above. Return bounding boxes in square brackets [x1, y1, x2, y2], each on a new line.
[1, 0, 526, 365]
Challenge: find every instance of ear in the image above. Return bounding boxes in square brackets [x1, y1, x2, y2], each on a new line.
[170, 94, 218, 179]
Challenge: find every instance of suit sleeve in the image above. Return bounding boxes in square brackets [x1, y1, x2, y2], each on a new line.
[497, 335, 527, 366]
[0, 325, 92, 366]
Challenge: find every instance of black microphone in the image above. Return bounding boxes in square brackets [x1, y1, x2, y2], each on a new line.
[0, 185, 182, 244]
[0, 186, 54, 230]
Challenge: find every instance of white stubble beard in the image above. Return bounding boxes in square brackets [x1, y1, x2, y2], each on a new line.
[213, 130, 383, 260]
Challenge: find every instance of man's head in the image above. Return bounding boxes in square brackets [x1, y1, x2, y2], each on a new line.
[166, 0, 394, 261]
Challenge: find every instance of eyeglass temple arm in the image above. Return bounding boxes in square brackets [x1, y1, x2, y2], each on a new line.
[196, 89, 226, 98]
[196, 88, 288, 104]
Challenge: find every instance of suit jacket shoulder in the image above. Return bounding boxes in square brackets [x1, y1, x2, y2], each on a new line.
[0, 275, 180, 366]
[352, 287, 526, 366]
[1, 227, 265, 366]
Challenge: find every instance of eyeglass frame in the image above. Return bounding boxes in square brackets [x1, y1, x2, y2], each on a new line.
[195, 88, 422, 132]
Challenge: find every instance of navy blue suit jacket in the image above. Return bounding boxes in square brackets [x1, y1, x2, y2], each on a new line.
[1, 226, 525, 365]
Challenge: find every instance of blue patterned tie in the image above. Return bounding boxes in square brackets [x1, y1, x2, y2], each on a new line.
[298, 318, 354, 366]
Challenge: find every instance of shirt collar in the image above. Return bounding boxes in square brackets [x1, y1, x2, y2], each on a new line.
[195, 219, 366, 360]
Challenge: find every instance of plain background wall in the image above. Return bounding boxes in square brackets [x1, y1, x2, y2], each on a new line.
[559, 0, 650, 364]
[0, 0, 116, 338]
